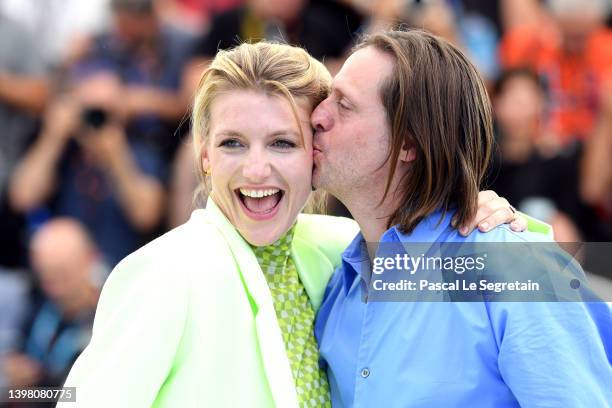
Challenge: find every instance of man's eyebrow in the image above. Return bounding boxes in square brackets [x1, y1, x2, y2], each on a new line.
[332, 81, 356, 103]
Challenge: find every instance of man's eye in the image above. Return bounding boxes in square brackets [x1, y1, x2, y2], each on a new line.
[272, 139, 297, 149]
[219, 139, 243, 148]
[337, 100, 350, 111]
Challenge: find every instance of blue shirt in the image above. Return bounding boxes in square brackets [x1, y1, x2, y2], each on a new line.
[315, 210, 612, 407]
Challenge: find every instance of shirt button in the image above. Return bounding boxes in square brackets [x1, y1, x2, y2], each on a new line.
[361, 368, 370, 378]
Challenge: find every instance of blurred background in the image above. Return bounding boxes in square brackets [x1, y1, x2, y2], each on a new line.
[1, 0, 611, 398]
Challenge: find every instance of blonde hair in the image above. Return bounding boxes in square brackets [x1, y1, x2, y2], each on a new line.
[192, 42, 331, 213]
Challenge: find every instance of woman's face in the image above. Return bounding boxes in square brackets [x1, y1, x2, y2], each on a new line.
[203, 90, 313, 246]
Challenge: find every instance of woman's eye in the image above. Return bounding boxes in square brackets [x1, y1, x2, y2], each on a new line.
[219, 139, 243, 148]
[272, 139, 297, 149]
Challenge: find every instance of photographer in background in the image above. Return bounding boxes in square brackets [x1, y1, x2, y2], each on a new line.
[9, 71, 166, 268]
[77, 0, 194, 161]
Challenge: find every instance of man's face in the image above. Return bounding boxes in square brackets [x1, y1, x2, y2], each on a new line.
[114, 10, 158, 49]
[557, 11, 600, 54]
[31, 229, 93, 306]
[311, 46, 396, 199]
[495, 75, 544, 138]
[249, 0, 306, 23]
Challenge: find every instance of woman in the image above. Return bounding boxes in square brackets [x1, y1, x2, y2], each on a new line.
[60, 42, 527, 407]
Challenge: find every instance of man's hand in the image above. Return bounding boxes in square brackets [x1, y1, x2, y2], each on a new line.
[41, 96, 81, 144]
[4, 353, 42, 388]
[77, 123, 165, 232]
[78, 124, 128, 171]
[459, 190, 527, 236]
[122, 85, 187, 121]
[0, 71, 50, 114]
[8, 95, 82, 212]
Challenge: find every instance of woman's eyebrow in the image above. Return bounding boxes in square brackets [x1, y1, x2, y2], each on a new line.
[215, 129, 302, 140]
[215, 130, 243, 138]
[268, 130, 301, 138]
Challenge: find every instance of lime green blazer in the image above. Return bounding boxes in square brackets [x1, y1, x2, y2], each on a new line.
[59, 199, 358, 408]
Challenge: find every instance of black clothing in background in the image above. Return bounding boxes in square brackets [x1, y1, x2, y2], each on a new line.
[486, 144, 603, 241]
[193, 3, 362, 60]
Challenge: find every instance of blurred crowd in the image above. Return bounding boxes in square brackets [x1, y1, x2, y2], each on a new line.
[1, 0, 611, 396]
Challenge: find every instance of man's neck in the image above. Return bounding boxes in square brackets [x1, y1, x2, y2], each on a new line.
[336, 189, 399, 244]
[331, 167, 408, 251]
[60, 286, 98, 320]
[352, 208, 389, 244]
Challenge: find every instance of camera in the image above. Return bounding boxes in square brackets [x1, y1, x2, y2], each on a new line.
[81, 107, 108, 130]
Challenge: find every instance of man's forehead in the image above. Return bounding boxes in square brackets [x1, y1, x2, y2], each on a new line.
[330, 74, 357, 99]
[332, 47, 394, 98]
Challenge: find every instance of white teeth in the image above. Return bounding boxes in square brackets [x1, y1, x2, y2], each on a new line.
[239, 188, 280, 198]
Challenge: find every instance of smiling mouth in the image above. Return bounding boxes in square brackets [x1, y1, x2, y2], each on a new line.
[235, 188, 284, 217]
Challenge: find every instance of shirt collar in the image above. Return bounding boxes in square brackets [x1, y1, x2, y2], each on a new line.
[340, 209, 457, 285]
[340, 232, 368, 290]
[391, 208, 456, 243]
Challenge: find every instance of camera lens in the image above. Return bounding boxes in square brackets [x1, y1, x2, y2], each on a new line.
[82, 107, 108, 129]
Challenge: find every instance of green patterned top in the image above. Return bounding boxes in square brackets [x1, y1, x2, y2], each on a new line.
[252, 226, 331, 408]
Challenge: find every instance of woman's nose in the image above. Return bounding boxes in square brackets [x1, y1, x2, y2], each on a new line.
[242, 149, 272, 182]
[311, 99, 333, 132]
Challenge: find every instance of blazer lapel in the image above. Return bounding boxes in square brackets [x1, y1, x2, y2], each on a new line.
[203, 198, 299, 408]
[291, 235, 335, 313]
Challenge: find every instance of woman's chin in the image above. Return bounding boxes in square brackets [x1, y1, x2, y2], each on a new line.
[237, 204, 300, 247]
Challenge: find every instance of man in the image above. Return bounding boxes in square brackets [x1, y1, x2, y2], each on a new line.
[9, 72, 167, 268]
[87, 0, 194, 159]
[3, 218, 102, 389]
[312, 30, 611, 407]
[9, 0, 196, 268]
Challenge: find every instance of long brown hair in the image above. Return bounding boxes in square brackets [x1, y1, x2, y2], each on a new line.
[355, 30, 493, 232]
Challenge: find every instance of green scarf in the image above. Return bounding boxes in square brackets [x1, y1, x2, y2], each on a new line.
[252, 226, 331, 407]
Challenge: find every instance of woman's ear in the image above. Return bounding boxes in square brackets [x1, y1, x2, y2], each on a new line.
[201, 155, 210, 174]
[200, 138, 211, 174]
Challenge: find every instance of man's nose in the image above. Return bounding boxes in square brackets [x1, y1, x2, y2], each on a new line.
[242, 148, 272, 182]
[311, 99, 333, 132]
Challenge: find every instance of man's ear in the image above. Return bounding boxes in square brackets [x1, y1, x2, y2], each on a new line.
[400, 140, 416, 163]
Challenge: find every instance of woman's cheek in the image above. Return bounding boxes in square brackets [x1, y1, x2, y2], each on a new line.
[290, 154, 314, 194]
[295, 151, 313, 177]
